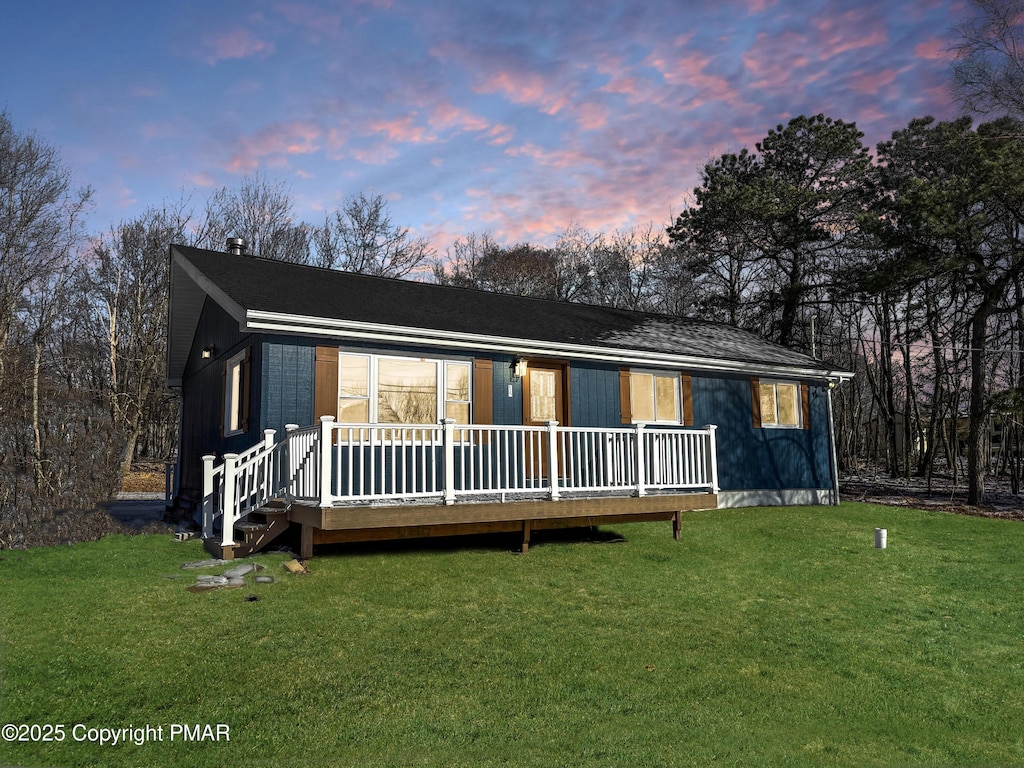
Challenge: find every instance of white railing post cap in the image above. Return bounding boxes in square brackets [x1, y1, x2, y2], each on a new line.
[319, 415, 335, 423]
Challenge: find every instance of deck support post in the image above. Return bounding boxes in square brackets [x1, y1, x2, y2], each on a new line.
[703, 424, 720, 493]
[547, 421, 560, 501]
[635, 423, 647, 497]
[673, 510, 682, 540]
[442, 418, 457, 505]
[201, 454, 216, 540]
[319, 416, 334, 508]
[521, 519, 532, 553]
[221, 453, 238, 548]
[300, 523, 314, 559]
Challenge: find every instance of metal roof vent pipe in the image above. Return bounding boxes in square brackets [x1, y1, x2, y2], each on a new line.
[226, 237, 247, 256]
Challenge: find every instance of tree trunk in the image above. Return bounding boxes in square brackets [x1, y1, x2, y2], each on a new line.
[32, 337, 44, 490]
[967, 310, 989, 505]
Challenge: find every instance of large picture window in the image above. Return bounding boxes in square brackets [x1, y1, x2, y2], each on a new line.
[337, 353, 471, 426]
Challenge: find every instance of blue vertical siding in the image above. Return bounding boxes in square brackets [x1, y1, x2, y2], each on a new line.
[260, 342, 315, 436]
[691, 374, 831, 491]
[569, 362, 621, 427]
[490, 354, 521, 425]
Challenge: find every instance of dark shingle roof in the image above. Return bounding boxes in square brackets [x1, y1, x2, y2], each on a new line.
[170, 244, 839, 378]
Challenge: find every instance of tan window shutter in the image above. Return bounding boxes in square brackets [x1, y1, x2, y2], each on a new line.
[314, 346, 339, 421]
[751, 377, 762, 429]
[473, 359, 493, 424]
[801, 382, 811, 430]
[619, 367, 632, 424]
[681, 373, 694, 427]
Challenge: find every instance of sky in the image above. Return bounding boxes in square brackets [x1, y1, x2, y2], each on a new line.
[0, 0, 964, 251]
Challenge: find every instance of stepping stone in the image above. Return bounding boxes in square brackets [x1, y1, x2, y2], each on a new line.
[182, 559, 229, 569]
[254, 575, 274, 584]
[222, 563, 264, 579]
[195, 575, 229, 586]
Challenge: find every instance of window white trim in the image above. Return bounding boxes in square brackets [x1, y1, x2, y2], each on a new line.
[759, 379, 802, 429]
[223, 349, 248, 436]
[629, 369, 681, 424]
[336, 351, 472, 426]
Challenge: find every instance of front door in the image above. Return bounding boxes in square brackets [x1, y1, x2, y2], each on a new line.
[522, 361, 569, 482]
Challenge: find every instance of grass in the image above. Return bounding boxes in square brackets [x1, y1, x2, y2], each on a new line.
[1, 502, 1023, 767]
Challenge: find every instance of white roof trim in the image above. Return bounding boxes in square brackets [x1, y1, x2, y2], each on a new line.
[245, 309, 852, 381]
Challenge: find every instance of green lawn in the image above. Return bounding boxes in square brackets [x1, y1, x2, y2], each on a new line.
[1, 503, 1023, 767]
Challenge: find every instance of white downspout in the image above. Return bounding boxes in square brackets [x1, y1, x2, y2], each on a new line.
[826, 381, 841, 506]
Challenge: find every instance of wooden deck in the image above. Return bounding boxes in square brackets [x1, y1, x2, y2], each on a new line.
[288, 492, 718, 557]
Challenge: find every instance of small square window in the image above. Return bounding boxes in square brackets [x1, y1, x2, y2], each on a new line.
[759, 380, 802, 428]
[630, 371, 680, 423]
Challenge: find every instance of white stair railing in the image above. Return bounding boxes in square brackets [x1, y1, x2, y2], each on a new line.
[202, 429, 282, 548]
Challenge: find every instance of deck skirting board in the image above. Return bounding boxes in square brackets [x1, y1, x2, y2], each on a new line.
[290, 493, 717, 531]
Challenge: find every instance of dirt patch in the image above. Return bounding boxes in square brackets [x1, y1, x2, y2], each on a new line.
[120, 462, 167, 493]
[840, 471, 1024, 522]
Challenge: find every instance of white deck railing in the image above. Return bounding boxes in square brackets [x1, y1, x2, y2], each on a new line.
[202, 417, 719, 543]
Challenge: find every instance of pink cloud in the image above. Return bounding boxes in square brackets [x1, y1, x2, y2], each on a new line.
[914, 37, 949, 61]
[350, 142, 399, 165]
[476, 69, 570, 116]
[224, 121, 321, 172]
[429, 103, 491, 133]
[276, 3, 343, 39]
[742, 31, 813, 88]
[369, 115, 430, 144]
[849, 67, 902, 95]
[647, 48, 744, 108]
[201, 28, 275, 65]
[186, 172, 217, 188]
[811, 12, 888, 57]
[484, 124, 515, 145]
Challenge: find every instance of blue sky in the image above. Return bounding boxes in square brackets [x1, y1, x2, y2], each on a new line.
[1, 0, 962, 249]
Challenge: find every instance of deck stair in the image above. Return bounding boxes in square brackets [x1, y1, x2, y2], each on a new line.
[205, 500, 291, 560]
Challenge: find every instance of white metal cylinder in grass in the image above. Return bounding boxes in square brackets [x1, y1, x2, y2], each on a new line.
[875, 528, 887, 549]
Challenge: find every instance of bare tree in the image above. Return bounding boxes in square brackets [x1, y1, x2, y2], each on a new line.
[84, 203, 191, 476]
[198, 171, 309, 262]
[0, 111, 95, 531]
[312, 192, 432, 277]
[952, 0, 1024, 117]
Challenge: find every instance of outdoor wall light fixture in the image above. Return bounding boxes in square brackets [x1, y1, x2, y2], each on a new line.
[201, 346, 214, 359]
[511, 357, 528, 381]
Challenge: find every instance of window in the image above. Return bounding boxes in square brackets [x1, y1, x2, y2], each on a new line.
[223, 348, 250, 436]
[336, 353, 471, 426]
[759, 380, 801, 428]
[630, 371, 680, 423]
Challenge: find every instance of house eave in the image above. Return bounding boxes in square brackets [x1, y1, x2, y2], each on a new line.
[245, 309, 851, 382]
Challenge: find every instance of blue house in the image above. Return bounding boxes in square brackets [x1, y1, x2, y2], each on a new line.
[167, 242, 851, 558]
